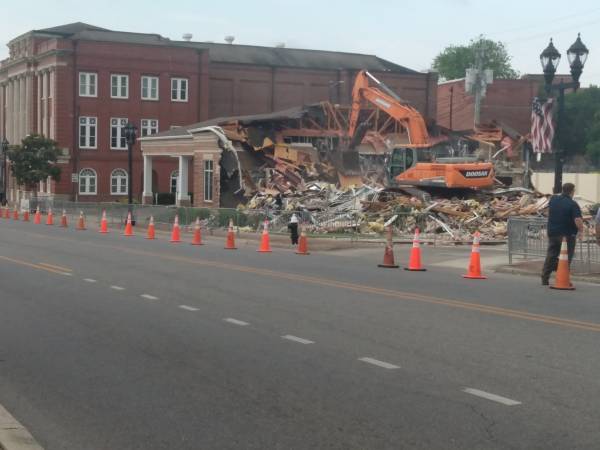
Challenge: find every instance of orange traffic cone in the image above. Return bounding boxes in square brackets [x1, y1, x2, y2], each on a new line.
[378, 226, 399, 268]
[33, 206, 41, 224]
[463, 231, 487, 279]
[405, 228, 426, 271]
[224, 219, 237, 250]
[4, 207, 8, 219]
[257, 219, 272, 253]
[60, 209, 68, 228]
[191, 217, 203, 245]
[550, 238, 575, 290]
[296, 226, 310, 255]
[76, 211, 86, 230]
[46, 208, 54, 225]
[146, 216, 156, 240]
[170, 215, 181, 243]
[1, 207, 5, 218]
[12, 207, 19, 221]
[123, 212, 133, 236]
[99, 210, 109, 234]
[23, 210, 30, 222]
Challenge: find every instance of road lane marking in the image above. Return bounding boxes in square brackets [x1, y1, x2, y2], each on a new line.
[0, 255, 72, 276]
[224, 318, 249, 326]
[12, 231, 600, 334]
[0, 402, 44, 450]
[179, 305, 199, 311]
[110, 285, 125, 291]
[358, 357, 400, 369]
[463, 388, 521, 406]
[140, 294, 158, 300]
[38, 262, 72, 272]
[83, 278, 97, 283]
[282, 335, 314, 345]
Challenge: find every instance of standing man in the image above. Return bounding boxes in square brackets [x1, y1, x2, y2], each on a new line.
[541, 183, 584, 285]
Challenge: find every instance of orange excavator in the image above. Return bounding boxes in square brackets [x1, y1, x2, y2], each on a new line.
[347, 70, 495, 190]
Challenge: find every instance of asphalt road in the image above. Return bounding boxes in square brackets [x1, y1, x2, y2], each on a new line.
[1, 218, 599, 450]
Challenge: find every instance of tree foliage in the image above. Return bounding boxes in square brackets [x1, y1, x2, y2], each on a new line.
[432, 37, 518, 81]
[8, 134, 61, 190]
[559, 86, 600, 166]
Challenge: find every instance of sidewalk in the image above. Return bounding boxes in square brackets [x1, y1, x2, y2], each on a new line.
[495, 259, 600, 285]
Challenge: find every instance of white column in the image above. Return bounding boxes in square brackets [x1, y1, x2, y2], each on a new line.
[142, 154, 153, 199]
[41, 72, 48, 137]
[48, 70, 55, 139]
[19, 76, 25, 140]
[25, 74, 32, 136]
[12, 78, 19, 142]
[36, 73, 41, 133]
[177, 155, 190, 203]
[5, 82, 12, 142]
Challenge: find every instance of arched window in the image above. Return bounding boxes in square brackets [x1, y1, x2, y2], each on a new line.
[111, 168, 128, 195]
[79, 168, 97, 195]
[170, 170, 179, 195]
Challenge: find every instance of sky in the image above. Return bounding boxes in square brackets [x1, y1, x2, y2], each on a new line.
[2, 0, 599, 86]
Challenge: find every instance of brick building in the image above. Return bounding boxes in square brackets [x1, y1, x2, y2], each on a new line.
[437, 74, 573, 135]
[0, 22, 437, 204]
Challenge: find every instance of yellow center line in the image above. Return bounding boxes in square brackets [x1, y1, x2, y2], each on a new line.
[38, 262, 72, 272]
[0, 255, 72, 276]
[8, 228, 600, 333]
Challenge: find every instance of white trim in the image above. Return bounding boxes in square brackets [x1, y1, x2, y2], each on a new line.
[170, 77, 188, 102]
[78, 116, 97, 149]
[141, 75, 159, 101]
[110, 117, 128, 150]
[78, 168, 97, 195]
[110, 168, 128, 195]
[79, 72, 97, 97]
[140, 118, 159, 137]
[110, 74, 129, 99]
[138, 134, 192, 141]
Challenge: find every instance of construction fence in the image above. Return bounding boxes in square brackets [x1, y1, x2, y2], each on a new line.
[507, 216, 600, 274]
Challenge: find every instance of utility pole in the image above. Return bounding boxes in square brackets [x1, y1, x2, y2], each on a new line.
[466, 38, 493, 128]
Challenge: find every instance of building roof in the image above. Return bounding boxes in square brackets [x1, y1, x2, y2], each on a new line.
[27, 22, 417, 73]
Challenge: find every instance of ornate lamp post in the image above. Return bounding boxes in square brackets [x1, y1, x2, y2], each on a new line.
[1, 138, 9, 206]
[123, 122, 137, 218]
[540, 34, 589, 193]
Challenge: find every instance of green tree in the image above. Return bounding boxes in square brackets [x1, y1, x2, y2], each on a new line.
[432, 37, 518, 80]
[558, 86, 600, 165]
[8, 134, 61, 196]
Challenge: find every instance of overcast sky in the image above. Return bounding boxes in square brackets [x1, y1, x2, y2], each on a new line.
[2, 0, 599, 86]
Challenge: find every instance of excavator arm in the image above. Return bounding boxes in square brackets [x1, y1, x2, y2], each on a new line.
[348, 70, 429, 146]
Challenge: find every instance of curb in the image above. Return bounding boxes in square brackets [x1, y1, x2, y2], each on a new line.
[494, 266, 600, 285]
[0, 404, 44, 450]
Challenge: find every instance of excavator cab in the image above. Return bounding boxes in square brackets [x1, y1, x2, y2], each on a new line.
[386, 147, 417, 186]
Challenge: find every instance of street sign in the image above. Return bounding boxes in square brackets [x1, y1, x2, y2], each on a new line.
[71, 173, 79, 183]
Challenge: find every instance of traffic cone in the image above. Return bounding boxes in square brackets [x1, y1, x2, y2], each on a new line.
[123, 212, 133, 236]
[224, 219, 237, 249]
[170, 215, 181, 243]
[1, 207, 5, 219]
[3, 207, 9, 219]
[12, 207, 19, 221]
[99, 210, 109, 234]
[33, 206, 41, 224]
[23, 210, 30, 222]
[550, 238, 575, 290]
[296, 226, 310, 255]
[378, 226, 399, 268]
[463, 231, 487, 279]
[60, 209, 68, 228]
[404, 228, 426, 271]
[76, 211, 86, 230]
[191, 217, 203, 245]
[257, 219, 272, 253]
[46, 208, 54, 225]
[144, 215, 155, 240]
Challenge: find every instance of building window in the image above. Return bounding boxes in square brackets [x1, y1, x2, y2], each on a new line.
[111, 74, 129, 99]
[79, 168, 97, 195]
[79, 117, 97, 149]
[141, 76, 159, 100]
[110, 168, 128, 195]
[79, 72, 97, 97]
[170, 170, 178, 195]
[141, 119, 159, 137]
[110, 118, 127, 149]
[171, 78, 188, 102]
[203, 159, 213, 202]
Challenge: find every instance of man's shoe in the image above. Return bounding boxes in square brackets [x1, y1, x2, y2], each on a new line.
[541, 278, 549, 286]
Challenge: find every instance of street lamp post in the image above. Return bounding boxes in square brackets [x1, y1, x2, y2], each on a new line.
[1, 138, 9, 206]
[123, 122, 137, 221]
[328, 80, 345, 103]
[540, 34, 589, 194]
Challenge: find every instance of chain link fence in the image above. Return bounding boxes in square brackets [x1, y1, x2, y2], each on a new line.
[508, 216, 600, 274]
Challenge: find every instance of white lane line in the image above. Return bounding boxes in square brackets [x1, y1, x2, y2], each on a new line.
[179, 305, 199, 311]
[110, 285, 125, 291]
[281, 335, 314, 345]
[83, 278, 97, 283]
[463, 388, 521, 406]
[358, 357, 401, 370]
[62, 272, 73, 276]
[224, 318, 249, 326]
[140, 294, 159, 300]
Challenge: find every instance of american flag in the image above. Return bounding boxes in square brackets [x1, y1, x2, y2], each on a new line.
[531, 97, 555, 153]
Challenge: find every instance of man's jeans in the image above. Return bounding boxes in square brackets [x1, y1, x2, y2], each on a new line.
[541, 235, 576, 282]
